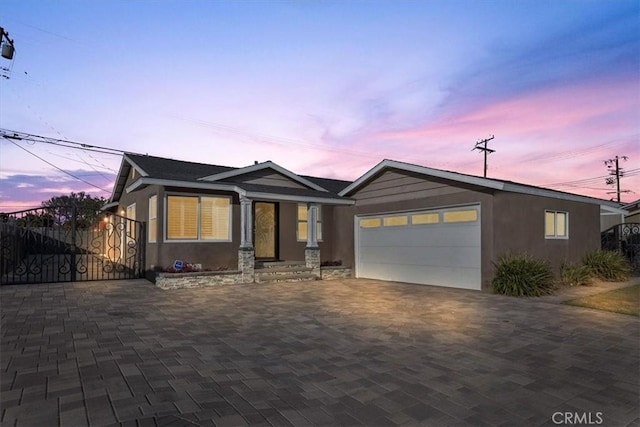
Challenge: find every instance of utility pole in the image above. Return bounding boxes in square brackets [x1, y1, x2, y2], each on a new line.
[0, 27, 15, 60]
[472, 135, 495, 178]
[604, 155, 629, 203]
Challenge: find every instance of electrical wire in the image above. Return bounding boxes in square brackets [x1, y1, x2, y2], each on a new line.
[4, 138, 109, 192]
[0, 128, 133, 154]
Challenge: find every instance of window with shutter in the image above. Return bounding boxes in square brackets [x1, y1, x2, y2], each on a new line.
[166, 195, 231, 241]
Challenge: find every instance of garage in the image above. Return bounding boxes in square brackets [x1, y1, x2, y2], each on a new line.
[355, 204, 481, 290]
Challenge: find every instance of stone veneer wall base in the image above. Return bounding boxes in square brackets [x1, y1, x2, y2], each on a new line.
[155, 271, 244, 290]
[320, 266, 353, 280]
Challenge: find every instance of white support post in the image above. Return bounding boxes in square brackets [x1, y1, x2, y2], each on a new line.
[305, 203, 320, 277]
[306, 203, 319, 249]
[240, 196, 253, 249]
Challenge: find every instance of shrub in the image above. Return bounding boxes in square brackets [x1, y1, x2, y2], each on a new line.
[582, 250, 631, 282]
[321, 260, 343, 267]
[492, 254, 555, 297]
[560, 262, 592, 287]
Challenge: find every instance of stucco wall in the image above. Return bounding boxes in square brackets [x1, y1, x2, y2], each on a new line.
[340, 169, 601, 290]
[601, 213, 624, 231]
[331, 205, 356, 268]
[626, 212, 640, 223]
[491, 192, 600, 276]
[278, 203, 333, 263]
[118, 184, 241, 271]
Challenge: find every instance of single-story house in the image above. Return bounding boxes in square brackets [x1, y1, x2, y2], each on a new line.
[623, 199, 640, 223]
[104, 154, 626, 291]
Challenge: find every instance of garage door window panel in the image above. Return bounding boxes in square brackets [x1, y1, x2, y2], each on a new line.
[383, 216, 408, 227]
[360, 218, 381, 228]
[411, 213, 439, 225]
[443, 209, 478, 223]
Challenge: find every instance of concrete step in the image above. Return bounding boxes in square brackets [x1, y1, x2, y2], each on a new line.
[256, 273, 318, 284]
[255, 266, 314, 276]
[257, 260, 306, 269]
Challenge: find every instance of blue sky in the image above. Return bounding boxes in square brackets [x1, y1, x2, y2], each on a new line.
[1, 0, 638, 210]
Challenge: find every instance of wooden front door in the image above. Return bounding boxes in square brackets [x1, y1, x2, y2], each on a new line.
[254, 202, 278, 259]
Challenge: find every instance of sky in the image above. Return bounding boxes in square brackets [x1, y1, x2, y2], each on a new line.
[0, 0, 638, 211]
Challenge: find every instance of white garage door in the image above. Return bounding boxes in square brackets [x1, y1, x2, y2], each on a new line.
[356, 205, 481, 290]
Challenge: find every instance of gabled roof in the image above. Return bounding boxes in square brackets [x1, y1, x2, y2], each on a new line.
[198, 161, 328, 192]
[301, 175, 352, 194]
[108, 153, 354, 206]
[340, 159, 627, 211]
[623, 199, 640, 213]
[126, 153, 236, 181]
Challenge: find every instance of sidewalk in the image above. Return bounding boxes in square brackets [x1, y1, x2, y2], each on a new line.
[535, 276, 640, 304]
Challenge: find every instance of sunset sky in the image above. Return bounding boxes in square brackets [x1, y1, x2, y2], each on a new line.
[1, 0, 638, 211]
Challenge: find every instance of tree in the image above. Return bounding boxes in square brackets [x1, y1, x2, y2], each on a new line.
[41, 191, 107, 228]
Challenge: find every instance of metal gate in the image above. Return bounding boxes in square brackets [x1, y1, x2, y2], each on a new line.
[601, 223, 640, 274]
[0, 206, 145, 285]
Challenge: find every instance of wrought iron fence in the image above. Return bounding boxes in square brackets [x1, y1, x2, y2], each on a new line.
[0, 206, 145, 285]
[601, 223, 640, 274]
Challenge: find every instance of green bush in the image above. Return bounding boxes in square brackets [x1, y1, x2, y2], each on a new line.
[560, 262, 592, 287]
[492, 254, 555, 297]
[582, 250, 631, 282]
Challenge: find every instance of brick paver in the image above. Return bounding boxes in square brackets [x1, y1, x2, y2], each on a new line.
[1, 278, 638, 426]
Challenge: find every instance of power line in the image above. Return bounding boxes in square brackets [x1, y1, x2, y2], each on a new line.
[0, 128, 134, 155]
[4, 138, 109, 192]
[518, 137, 634, 165]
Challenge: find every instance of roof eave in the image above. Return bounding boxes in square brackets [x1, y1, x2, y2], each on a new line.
[198, 161, 328, 192]
[339, 159, 505, 196]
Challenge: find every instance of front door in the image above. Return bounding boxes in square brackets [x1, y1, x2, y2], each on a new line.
[254, 202, 278, 259]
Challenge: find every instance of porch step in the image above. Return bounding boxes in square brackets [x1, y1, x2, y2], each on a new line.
[256, 260, 306, 269]
[255, 261, 317, 284]
[256, 273, 318, 284]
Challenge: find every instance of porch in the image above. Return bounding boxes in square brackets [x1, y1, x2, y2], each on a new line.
[238, 197, 325, 282]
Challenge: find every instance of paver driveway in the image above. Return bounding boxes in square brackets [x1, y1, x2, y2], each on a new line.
[1, 278, 638, 426]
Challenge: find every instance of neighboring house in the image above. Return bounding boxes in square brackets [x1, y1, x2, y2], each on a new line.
[623, 199, 640, 223]
[105, 155, 626, 291]
[601, 202, 627, 231]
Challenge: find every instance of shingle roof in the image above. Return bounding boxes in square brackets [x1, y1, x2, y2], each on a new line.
[301, 175, 352, 194]
[127, 153, 236, 182]
[123, 153, 352, 199]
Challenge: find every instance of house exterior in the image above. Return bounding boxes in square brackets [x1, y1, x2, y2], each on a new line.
[623, 199, 640, 223]
[103, 154, 354, 282]
[105, 155, 626, 291]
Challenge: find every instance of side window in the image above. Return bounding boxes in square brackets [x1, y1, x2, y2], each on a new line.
[545, 210, 568, 239]
[148, 196, 157, 243]
[297, 204, 322, 241]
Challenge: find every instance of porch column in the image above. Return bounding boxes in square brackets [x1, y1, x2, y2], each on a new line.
[239, 196, 253, 249]
[305, 203, 321, 277]
[238, 196, 254, 283]
[306, 203, 319, 248]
